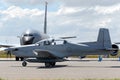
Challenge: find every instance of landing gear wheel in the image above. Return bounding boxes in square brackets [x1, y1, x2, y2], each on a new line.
[22, 61, 27, 67]
[45, 62, 56, 68]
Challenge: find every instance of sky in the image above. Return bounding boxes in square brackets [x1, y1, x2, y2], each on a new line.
[0, 0, 120, 44]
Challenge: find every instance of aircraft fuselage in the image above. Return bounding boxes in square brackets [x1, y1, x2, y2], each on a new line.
[8, 41, 111, 58]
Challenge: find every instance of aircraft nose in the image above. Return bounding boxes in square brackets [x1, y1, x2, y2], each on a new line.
[4, 48, 19, 52]
[3, 48, 9, 52]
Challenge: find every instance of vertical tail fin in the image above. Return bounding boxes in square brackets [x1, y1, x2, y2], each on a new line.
[97, 28, 112, 48]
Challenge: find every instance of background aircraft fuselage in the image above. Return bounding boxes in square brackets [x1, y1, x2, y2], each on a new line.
[20, 29, 48, 45]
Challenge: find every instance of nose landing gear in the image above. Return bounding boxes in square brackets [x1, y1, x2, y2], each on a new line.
[22, 61, 27, 67]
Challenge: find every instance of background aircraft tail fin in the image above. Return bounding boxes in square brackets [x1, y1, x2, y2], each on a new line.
[97, 28, 112, 48]
[44, 2, 48, 34]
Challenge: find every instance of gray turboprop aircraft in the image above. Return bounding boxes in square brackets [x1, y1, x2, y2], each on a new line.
[3, 28, 119, 67]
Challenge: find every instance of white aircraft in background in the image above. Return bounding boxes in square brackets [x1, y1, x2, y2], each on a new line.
[3, 28, 119, 67]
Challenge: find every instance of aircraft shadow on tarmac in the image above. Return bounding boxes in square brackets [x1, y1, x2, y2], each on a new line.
[110, 66, 120, 68]
[11, 65, 68, 69]
[70, 60, 90, 62]
[37, 65, 68, 69]
[10, 65, 120, 69]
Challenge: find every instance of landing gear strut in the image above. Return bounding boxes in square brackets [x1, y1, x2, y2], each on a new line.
[15, 57, 19, 61]
[15, 57, 24, 61]
[45, 62, 56, 68]
[20, 57, 24, 61]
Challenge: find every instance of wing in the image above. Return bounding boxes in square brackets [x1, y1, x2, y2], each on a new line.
[33, 49, 67, 62]
[33, 49, 60, 58]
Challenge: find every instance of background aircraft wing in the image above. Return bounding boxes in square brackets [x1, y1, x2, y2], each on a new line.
[0, 44, 13, 47]
[59, 36, 76, 39]
[0, 43, 20, 48]
[114, 42, 120, 44]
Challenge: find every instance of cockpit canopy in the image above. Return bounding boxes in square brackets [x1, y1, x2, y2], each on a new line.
[23, 34, 33, 37]
[35, 39, 68, 46]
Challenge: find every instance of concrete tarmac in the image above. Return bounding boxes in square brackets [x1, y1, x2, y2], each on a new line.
[0, 58, 120, 80]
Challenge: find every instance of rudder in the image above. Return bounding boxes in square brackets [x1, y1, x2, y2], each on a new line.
[97, 28, 112, 49]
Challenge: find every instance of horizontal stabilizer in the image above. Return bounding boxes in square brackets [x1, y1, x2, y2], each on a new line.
[105, 48, 118, 51]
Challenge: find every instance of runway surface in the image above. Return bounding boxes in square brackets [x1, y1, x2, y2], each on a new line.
[0, 58, 120, 80]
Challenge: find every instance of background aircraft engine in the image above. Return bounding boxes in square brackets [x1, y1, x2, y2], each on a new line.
[110, 44, 119, 56]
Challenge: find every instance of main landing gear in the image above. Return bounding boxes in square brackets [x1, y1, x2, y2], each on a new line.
[15, 57, 24, 61]
[45, 62, 56, 68]
[22, 61, 56, 68]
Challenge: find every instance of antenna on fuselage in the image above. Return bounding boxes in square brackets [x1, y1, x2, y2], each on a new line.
[44, 1, 48, 34]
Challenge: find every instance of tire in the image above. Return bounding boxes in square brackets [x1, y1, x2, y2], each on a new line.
[22, 61, 27, 67]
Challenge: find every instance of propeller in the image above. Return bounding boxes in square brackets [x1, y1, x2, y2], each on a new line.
[6, 50, 12, 58]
